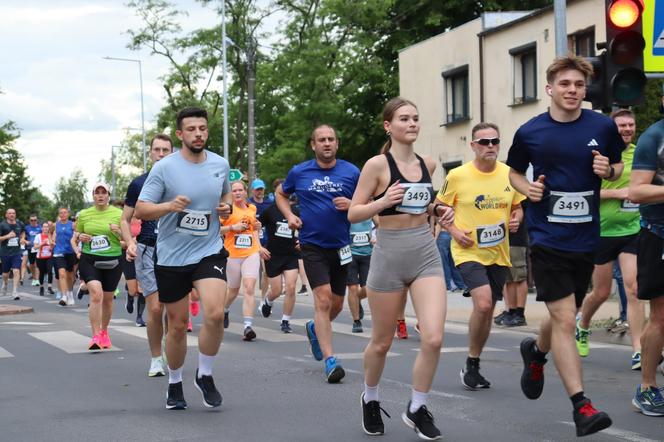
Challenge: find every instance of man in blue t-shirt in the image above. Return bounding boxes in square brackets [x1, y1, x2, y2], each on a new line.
[276, 124, 360, 383]
[24, 214, 42, 287]
[506, 55, 624, 437]
[136, 107, 232, 411]
[121, 133, 173, 378]
[0, 208, 26, 299]
[628, 86, 664, 417]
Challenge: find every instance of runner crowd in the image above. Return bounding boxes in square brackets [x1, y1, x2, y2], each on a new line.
[2, 54, 664, 439]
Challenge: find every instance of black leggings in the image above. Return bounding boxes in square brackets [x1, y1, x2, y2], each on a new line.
[36, 258, 53, 285]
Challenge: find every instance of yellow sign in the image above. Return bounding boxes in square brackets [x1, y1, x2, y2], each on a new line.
[644, 0, 664, 72]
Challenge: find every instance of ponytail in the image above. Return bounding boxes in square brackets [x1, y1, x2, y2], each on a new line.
[380, 139, 392, 155]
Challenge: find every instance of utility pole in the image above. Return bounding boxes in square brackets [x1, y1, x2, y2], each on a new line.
[111, 145, 122, 200]
[246, 37, 256, 182]
[553, 0, 568, 56]
[221, 0, 229, 160]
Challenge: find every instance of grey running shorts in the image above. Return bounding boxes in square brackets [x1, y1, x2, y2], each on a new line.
[366, 224, 443, 292]
[135, 243, 158, 296]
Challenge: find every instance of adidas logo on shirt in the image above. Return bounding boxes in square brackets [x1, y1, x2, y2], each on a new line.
[587, 139, 599, 147]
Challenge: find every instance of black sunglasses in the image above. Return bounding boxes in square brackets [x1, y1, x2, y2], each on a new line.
[473, 138, 500, 146]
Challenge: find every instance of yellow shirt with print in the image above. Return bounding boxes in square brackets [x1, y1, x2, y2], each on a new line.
[437, 161, 525, 267]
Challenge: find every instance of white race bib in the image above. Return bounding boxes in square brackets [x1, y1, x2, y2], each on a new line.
[548, 191, 593, 223]
[90, 235, 111, 252]
[338, 245, 352, 265]
[351, 232, 371, 247]
[176, 210, 211, 236]
[396, 183, 433, 214]
[476, 222, 506, 248]
[620, 199, 639, 212]
[234, 234, 253, 249]
[7, 237, 18, 247]
[275, 221, 293, 239]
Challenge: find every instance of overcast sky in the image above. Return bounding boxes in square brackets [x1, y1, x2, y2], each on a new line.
[0, 0, 223, 198]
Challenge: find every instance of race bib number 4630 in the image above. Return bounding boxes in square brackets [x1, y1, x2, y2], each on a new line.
[90, 235, 111, 252]
[176, 210, 211, 236]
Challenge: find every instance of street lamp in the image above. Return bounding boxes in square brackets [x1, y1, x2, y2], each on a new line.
[102, 56, 147, 172]
[221, 0, 229, 161]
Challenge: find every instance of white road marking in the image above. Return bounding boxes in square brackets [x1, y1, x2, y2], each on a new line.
[0, 321, 53, 326]
[411, 346, 507, 354]
[287, 318, 371, 339]
[226, 322, 307, 342]
[0, 346, 14, 358]
[109, 318, 133, 324]
[29, 330, 121, 353]
[73, 309, 88, 313]
[560, 421, 657, 442]
[334, 352, 399, 360]
[110, 325, 199, 347]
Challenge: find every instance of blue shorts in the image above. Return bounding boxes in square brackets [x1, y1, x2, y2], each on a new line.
[2, 254, 22, 273]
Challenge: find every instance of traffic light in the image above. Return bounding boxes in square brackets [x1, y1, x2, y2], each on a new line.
[604, 0, 647, 106]
[584, 52, 610, 111]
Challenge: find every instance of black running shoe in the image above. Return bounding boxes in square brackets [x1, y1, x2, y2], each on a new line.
[504, 314, 527, 327]
[125, 295, 134, 314]
[352, 320, 363, 333]
[462, 289, 471, 298]
[39, 287, 45, 296]
[13, 294, 20, 301]
[493, 310, 509, 325]
[520, 337, 547, 400]
[359, 303, 364, 320]
[402, 402, 441, 440]
[298, 285, 308, 294]
[166, 382, 187, 410]
[460, 359, 491, 390]
[223, 311, 229, 329]
[573, 398, 612, 437]
[194, 369, 222, 408]
[280, 320, 292, 333]
[259, 299, 272, 318]
[243, 326, 256, 341]
[47, 287, 55, 295]
[361, 392, 390, 436]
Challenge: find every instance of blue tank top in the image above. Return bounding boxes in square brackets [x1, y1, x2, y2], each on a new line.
[54, 220, 74, 255]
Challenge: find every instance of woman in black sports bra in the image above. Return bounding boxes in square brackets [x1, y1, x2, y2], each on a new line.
[348, 97, 454, 440]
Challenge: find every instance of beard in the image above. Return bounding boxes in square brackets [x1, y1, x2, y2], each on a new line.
[184, 140, 206, 154]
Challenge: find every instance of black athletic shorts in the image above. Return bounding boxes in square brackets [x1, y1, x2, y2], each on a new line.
[155, 251, 228, 304]
[121, 252, 136, 280]
[78, 253, 124, 292]
[347, 254, 370, 287]
[28, 251, 37, 265]
[53, 253, 78, 272]
[593, 233, 639, 265]
[264, 253, 299, 278]
[300, 243, 349, 296]
[530, 245, 594, 307]
[457, 261, 508, 301]
[637, 228, 664, 300]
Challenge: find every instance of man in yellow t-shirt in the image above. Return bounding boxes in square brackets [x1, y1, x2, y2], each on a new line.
[436, 122, 525, 391]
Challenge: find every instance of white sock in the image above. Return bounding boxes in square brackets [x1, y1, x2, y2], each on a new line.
[243, 317, 252, 327]
[282, 314, 291, 321]
[151, 356, 161, 364]
[409, 389, 428, 413]
[224, 307, 230, 313]
[168, 366, 183, 384]
[364, 383, 379, 403]
[198, 353, 215, 377]
[265, 298, 273, 306]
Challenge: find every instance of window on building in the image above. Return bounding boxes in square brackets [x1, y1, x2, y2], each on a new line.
[568, 27, 595, 57]
[442, 66, 469, 124]
[510, 43, 537, 105]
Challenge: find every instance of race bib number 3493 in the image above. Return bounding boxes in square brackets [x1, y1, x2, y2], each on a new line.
[396, 183, 433, 215]
[176, 210, 211, 236]
[548, 191, 593, 224]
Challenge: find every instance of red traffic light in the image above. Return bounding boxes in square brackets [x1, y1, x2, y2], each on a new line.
[607, 0, 643, 29]
[609, 30, 646, 64]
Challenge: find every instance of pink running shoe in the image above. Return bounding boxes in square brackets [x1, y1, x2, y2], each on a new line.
[99, 330, 112, 349]
[190, 300, 200, 317]
[187, 318, 193, 332]
[88, 333, 102, 351]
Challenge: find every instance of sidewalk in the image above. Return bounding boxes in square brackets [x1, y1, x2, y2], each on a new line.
[0, 302, 33, 316]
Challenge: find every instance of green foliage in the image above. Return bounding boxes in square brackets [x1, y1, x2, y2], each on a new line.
[632, 79, 664, 137]
[98, 131, 146, 201]
[52, 169, 88, 218]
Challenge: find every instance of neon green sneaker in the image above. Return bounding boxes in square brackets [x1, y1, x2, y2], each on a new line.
[575, 321, 591, 357]
[114, 288, 120, 299]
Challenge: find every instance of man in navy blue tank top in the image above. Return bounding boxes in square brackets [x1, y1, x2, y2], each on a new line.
[276, 124, 360, 383]
[507, 55, 623, 437]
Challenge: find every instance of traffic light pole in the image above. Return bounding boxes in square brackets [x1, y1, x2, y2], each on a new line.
[554, 0, 568, 56]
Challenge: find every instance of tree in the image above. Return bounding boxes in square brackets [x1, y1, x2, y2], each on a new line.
[53, 169, 88, 217]
[98, 131, 147, 201]
[633, 79, 664, 136]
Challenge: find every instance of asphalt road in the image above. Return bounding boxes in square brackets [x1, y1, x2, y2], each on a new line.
[0, 284, 662, 442]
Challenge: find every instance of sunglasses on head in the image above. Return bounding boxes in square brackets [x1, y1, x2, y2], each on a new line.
[473, 138, 500, 146]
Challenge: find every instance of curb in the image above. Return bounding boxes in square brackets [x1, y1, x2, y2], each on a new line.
[0, 304, 34, 316]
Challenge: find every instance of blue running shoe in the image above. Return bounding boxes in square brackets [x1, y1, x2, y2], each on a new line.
[305, 320, 323, 361]
[632, 384, 664, 416]
[324, 356, 345, 384]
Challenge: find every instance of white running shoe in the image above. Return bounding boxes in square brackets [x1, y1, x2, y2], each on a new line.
[66, 294, 75, 306]
[58, 294, 67, 306]
[148, 357, 166, 377]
